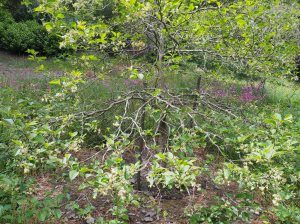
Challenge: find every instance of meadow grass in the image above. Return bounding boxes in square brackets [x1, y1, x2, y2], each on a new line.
[265, 79, 300, 107]
[1, 51, 299, 115]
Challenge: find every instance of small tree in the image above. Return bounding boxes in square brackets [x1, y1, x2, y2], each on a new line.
[27, 0, 300, 220]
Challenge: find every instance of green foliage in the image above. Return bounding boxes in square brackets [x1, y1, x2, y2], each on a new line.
[35, 0, 299, 78]
[0, 20, 61, 55]
[274, 204, 300, 223]
[0, 0, 34, 21]
[0, 0, 299, 223]
[2, 21, 40, 53]
[0, 78, 83, 222]
[0, 94, 82, 174]
[0, 7, 14, 23]
[0, 174, 64, 223]
[214, 112, 300, 223]
[0, 8, 13, 49]
[189, 195, 259, 224]
[147, 152, 200, 190]
[0, 3, 63, 55]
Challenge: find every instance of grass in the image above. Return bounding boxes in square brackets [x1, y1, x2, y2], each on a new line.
[2, 50, 299, 109]
[0, 50, 73, 71]
[1, 49, 299, 119]
[266, 79, 300, 107]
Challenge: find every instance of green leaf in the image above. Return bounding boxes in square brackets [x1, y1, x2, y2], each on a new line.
[53, 209, 62, 219]
[223, 169, 230, 180]
[38, 209, 48, 222]
[284, 114, 293, 123]
[3, 119, 14, 125]
[137, 73, 144, 80]
[69, 170, 79, 181]
[49, 79, 61, 85]
[34, 5, 43, 12]
[152, 89, 161, 97]
[237, 18, 246, 28]
[69, 132, 78, 138]
[80, 167, 93, 173]
[273, 113, 282, 121]
[264, 145, 276, 160]
[79, 183, 89, 190]
[164, 171, 173, 185]
[56, 13, 65, 19]
[44, 23, 53, 31]
[147, 176, 154, 187]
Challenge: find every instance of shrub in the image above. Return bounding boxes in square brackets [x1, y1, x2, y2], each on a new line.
[0, 8, 14, 24]
[0, 23, 4, 48]
[0, 8, 62, 55]
[0, 20, 61, 55]
[43, 33, 63, 56]
[189, 196, 258, 224]
[2, 21, 37, 53]
[25, 20, 62, 55]
[0, 8, 13, 49]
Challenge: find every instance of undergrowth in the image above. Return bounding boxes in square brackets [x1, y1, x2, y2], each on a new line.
[0, 60, 299, 223]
